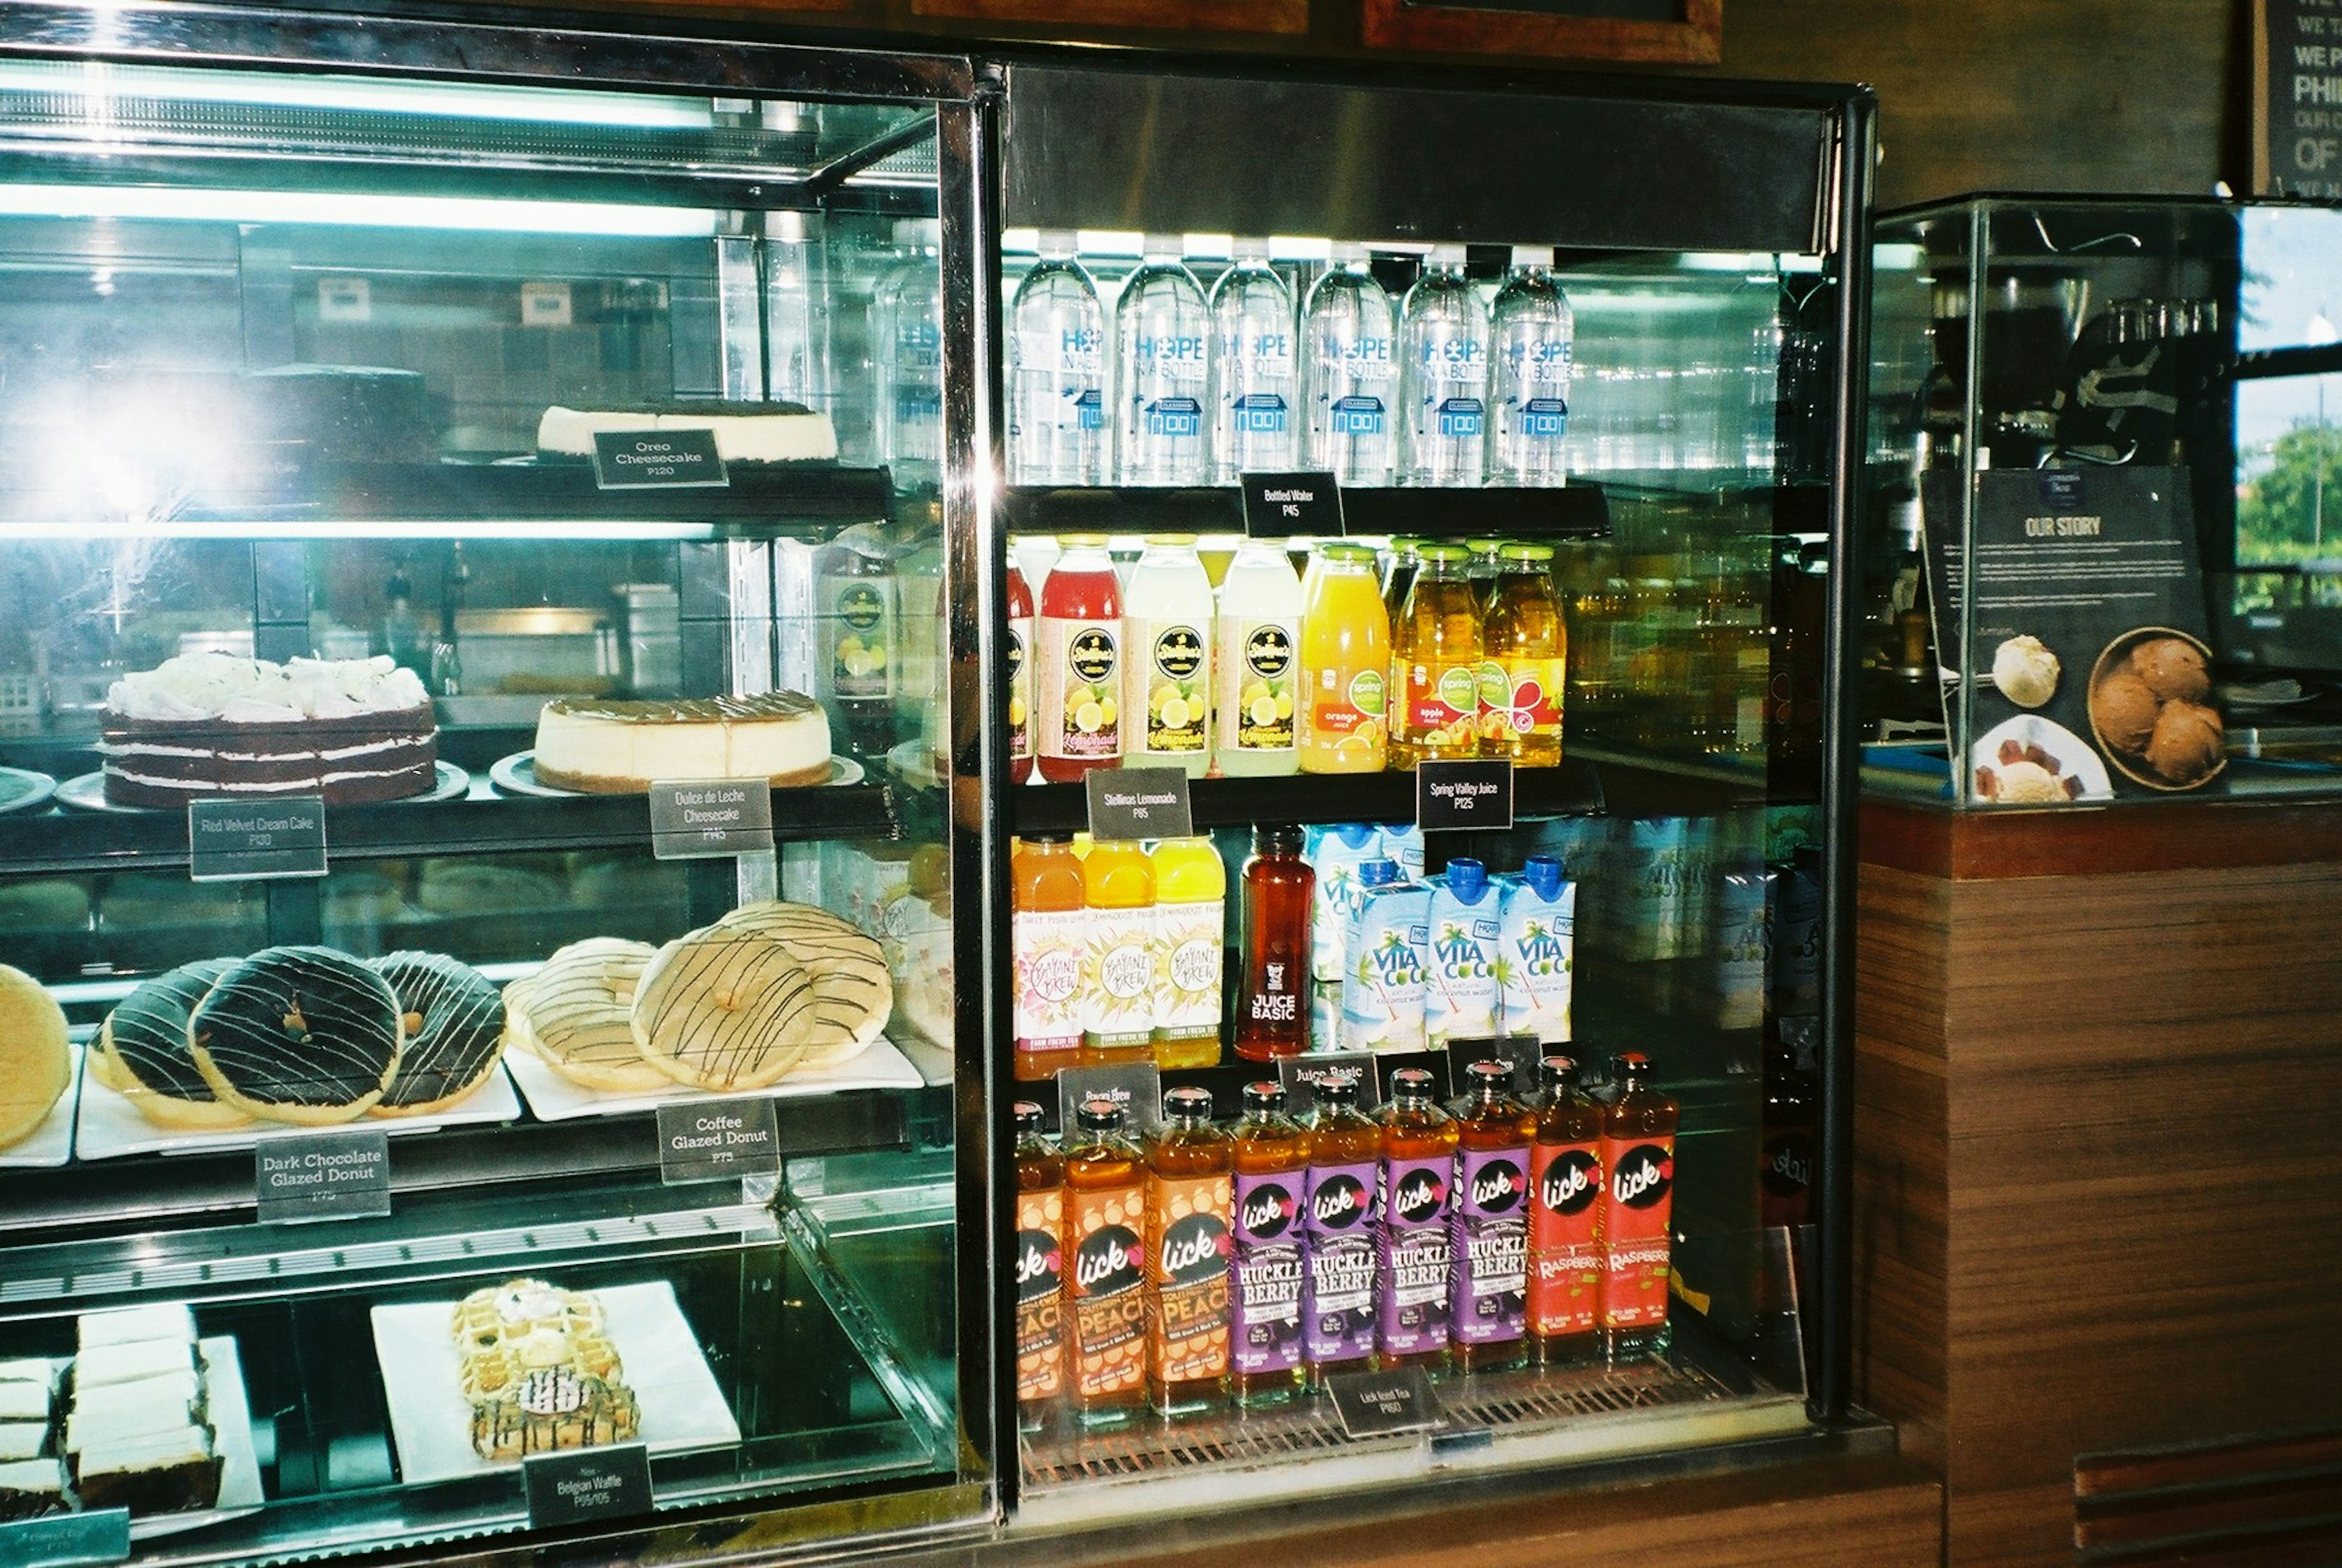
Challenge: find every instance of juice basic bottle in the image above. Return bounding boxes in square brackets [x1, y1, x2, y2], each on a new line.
[1481, 541, 1566, 765]
[1450, 1059, 1534, 1372]
[1012, 1101, 1068, 1422]
[1011, 833, 1086, 1081]
[1212, 539, 1304, 776]
[1528, 1056, 1605, 1365]
[1145, 1086, 1234, 1415]
[1006, 559, 1034, 785]
[1375, 1067, 1458, 1370]
[1079, 839, 1156, 1065]
[1034, 532, 1123, 782]
[1234, 825, 1314, 1061]
[1302, 1072, 1381, 1383]
[1229, 1081, 1310, 1404]
[1297, 542, 1391, 774]
[1063, 1098, 1149, 1425]
[1149, 836, 1226, 1070]
[1597, 1053, 1680, 1359]
[1389, 543, 1483, 768]
[1122, 534, 1215, 778]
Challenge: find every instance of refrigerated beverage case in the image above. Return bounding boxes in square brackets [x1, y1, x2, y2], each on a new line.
[1424, 857, 1502, 1047]
[1305, 823, 1381, 985]
[1146, 1087, 1233, 1414]
[1114, 235, 1212, 485]
[1007, 560, 1033, 785]
[1303, 243, 1398, 485]
[1012, 833, 1086, 1081]
[1034, 533, 1122, 781]
[1338, 858, 1430, 1052]
[871, 218, 942, 489]
[1297, 542, 1389, 773]
[1390, 543, 1483, 768]
[1527, 1056, 1603, 1364]
[1013, 1101, 1068, 1420]
[1234, 825, 1314, 1062]
[1007, 232, 1107, 485]
[1482, 542, 1566, 764]
[1302, 1072, 1380, 1383]
[1598, 1054, 1678, 1358]
[1149, 836, 1225, 1070]
[1490, 246, 1575, 487]
[1211, 243, 1298, 482]
[1229, 1081, 1309, 1404]
[1212, 539, 1303, 776]
[1121, 535, 1214, 777]
[1376, 1067, 1457, 1369]
[1498, 856, 1575, 1044]
[1450, 1059, 1532, 1371]
[1079, 839, 1156, 1065]
[1401, 244, 1490, 486]
[1064, 1098, 1148, 1424]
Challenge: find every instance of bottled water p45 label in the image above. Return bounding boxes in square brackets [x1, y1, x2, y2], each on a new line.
[1115, 235, 1212, 486]
[1008, 232, 1107, 487]
[1490, 245, 1576, 487]
[1402, 243, 1490, 487]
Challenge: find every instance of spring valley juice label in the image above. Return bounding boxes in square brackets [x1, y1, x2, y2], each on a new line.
[1147, 1173, 1233, 1383]
[829, 578, 895, 700]
[1484, 656, 1564, 742]
[1069, 1183, 1147, 1399]
[1014, 908, 1085, 1055]
[1450, 1145, 1529, 1345]
[1015, 1189, 1066, 1402]
[1223, 620, 1297, 753]
[1377, 1155, 1453, 1356]
[1082, 906, 1155, 1048]
[1308, 666, 1386, 746]
[1303, 1159, 1378, 1367]
[1403, 659, 1480, 749]
[1527, 1137, 1603, 1337]
[1231, 1170, 1306, 1375]
[1153, 898, 1223, 1043]
[1042, 620, 1120, 762]
[1597, 1135, 1675, 1331]
[1135, 621, 1208, 756]
[1008, 617, 1031, 764]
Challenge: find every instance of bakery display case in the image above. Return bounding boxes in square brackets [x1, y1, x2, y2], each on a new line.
[0, 10, 990, 1566]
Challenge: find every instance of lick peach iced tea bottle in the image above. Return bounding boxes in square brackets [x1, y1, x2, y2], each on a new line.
[1145, 1086, 1234, 1414]
[1012, 1101, 1067, 1424]
[1064, 1097, 1148, 1426]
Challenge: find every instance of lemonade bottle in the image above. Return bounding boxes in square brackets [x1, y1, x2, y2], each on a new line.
[1121, 534, 1214, 778]
[1035, 532, 1123, 782]
[1149, 836, 1226, 1070]
[1012, 833, 1086, 1081]
[1389, 542, 1483, 768]
[1212, 539, 1303, 777]
[1483, 541, 1566, 765]
[1079, 838, 1156, 1065]
[1007, 559, 1034, 786]
[1298, 541, 1390, 774]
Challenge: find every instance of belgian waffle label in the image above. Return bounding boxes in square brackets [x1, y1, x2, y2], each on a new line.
[1231, 1171, 1306, 1374]
[1146, 1174, 1233, 1383]
[1304, 1159, 1378, 1366]
[1014, 1197, 1066, 1403]
[1377, 1155, 1453, 1357]
[1069, 1184, 1147, 1399]
[1450, 1147, 1528, 1345]
[1527, 1137, 1602, 1337]
[1597, 1136, 1675, 1332]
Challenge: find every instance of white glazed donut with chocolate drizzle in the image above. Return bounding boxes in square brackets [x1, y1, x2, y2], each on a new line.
[709, 902, 891, 1068]
[368, 951, 505, 1117]
[631, 923, 818, 1091]
[188, 946, 403, 1125]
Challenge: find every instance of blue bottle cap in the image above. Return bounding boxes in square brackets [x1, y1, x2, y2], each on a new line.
[1444, 857, 1487, 900]
[1358, 857, 1400, 888]
[1520, 854, 1563, 899]
[1335, 823, 1377, 848]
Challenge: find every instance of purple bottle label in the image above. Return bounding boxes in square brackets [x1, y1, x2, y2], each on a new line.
[1451, 1144, 1530, 1345]
[1377, 1153, 1453, 1356]
[1304, 1159, 1379, 1366]
[1233, 1171, 1306, 1375]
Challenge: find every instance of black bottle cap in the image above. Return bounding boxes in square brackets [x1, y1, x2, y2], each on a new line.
[1256, 823, 1305, 855]
[1012, 1101, 1046, 1134]
[1163, 1086, 1214, 1122]
[1539, 1055, 1578, 1090]
[1466, 1059, 1513, 1096]
[1076, 1097, 1127, 1132]
[1312, 1071, 1360, 1106]
[1242, 1081, 1287, 1114]
[1389, 1067, 1435, 1104]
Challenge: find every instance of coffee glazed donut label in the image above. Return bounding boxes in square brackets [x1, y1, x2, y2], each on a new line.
[654, 1097, 779, 1186]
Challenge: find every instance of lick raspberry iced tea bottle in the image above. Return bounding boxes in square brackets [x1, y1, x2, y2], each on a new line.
[1228, 1081, 1310, 1405]
[1375, 1067, 1457, 1371]
[1597, 1053, 1679, 1361]
[1449, 1059, 1533, 1372]
[1302, 1072, 1380, 1384]
[1064, 1098, 1148, 1425]
[1012, 1102, 1067, 1425]
[1527, 1056, 1605, 1366]
[1145, 1087, 1234, 1414]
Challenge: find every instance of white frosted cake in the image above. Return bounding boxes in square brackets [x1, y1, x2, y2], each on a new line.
[537, 402, 838, 465]
[532, 693, 832, 793]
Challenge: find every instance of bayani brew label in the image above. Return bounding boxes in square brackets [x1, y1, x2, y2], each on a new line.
[1450, 1147, 1530, 1346]
[1303, 1159, 1378, 1367]
[1146, 1173, 1233, 1384]
[1152, 898, 1223, 1044]
[1231, 1170, 1306, 1375]
[1377, 1155, 1453, 1358]
[1527, 1137, 1603, 1338]
[1069, 1183, 1147, 1400]
[1014, 1190, 1067, 1403]
[1012, 908, 1084, 1056]
[1082, 906, 1155, 1049]
[1596, 1136, 1675, 1332]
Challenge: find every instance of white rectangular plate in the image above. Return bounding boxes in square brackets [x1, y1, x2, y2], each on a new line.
[503, 1034, 920, 1122]
[66, 1334, 266, 1541]
[0, 1043, 83, 1168]
[370, 1280, 741, 1484]
[74, 1057, 521, 1161]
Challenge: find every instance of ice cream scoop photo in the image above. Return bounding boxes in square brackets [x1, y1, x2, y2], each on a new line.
[2088, 629, 2226, 791]
[1969, 715, 2111, 806]
[1990, 634, 2060, 708]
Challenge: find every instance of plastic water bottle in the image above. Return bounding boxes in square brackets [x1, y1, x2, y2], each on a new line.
[1303, 243, 1398, 487]
[1008, 231, 1107, 486]
[1489, 246, 1575, 487]
[1401, 243, 1489, 487]
[870, 218, 942, 490]
[1210, 242, 1298, 482]
[1114, 235, 1212, 486]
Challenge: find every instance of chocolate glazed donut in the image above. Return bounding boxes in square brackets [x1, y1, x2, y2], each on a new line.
[369, 951, 506, 1117]
[188, 946, 403, 1125]
[101, 959, 251, 1131]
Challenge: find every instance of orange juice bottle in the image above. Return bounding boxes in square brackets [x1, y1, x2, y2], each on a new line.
[1149, 836, 1227, 1070]
[1298, 542, 1390, 774]
[1012, 834, 1087, 1082]
[1482, 541, 1566, 765]
[1079, 839, 1156, 1065]
[1389, 542, 1483, 769]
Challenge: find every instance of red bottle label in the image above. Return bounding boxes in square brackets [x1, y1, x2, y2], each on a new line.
[1527, 1137, 1602, 1337]
[1595, 1134, 1674, 1331]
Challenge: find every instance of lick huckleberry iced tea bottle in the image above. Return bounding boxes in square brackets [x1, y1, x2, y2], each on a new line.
[1302, 1072, 1381, 1386]
[1228, 1081, 1310, 1405]
[1375, 1067, 1458, 1372]
[1449, 1059, 1533, 1373]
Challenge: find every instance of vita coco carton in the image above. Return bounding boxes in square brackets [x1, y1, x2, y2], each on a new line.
[1499, 855, 1576, 1044]
[1423, 857, 1502, 1047]
[1305, 823, 1383, 983]
[1338, 858, 1431, 1051]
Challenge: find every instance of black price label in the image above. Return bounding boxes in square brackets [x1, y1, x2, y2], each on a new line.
[1325, 1366, 1444, 1439]
[1239, 471, 1345, 537]
[523, 1444, 653, 1530]
[0, 1508, 131, 1568]
[255, 1129, 390, 1225]
[648, 778, 775, 861]
[1083, 766, 1194, 842]
[1055, 1063, 1162, 1135]
[1416, 759, 1514, 832]
[1442, 1034, 1544, 1098]
[1277, 1053, 1380, 1114]
[655, 1096, 780, 1186]
[189, 796, 327, 883]
[590, 428, 729, 490]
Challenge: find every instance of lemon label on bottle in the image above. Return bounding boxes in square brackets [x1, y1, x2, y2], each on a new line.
[1084, 905, 1156, 1047]
[831, 581, 894, 700]
[1153, 896, 1224, 1042]
[1008, 618, 1031, 763]
[1138, 623, 1208, 756]
[1220, 619, 1297, 753]
[1048, 622, 1120, 762]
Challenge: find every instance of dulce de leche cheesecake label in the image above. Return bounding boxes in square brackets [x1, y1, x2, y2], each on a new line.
[646, 779, 775, 861]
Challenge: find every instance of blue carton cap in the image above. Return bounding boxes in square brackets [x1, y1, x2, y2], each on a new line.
[1444, 857, 1487, 899]
[1358, 857, 1401, 888]
[1519, 854, 1563, 899]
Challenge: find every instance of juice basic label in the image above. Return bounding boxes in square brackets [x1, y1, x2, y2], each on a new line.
[1014, 1189, 1066, 1402]
[1068, 1183, 1147, 1400]
[1377, 1154, 1453, 1357]
[1012, 907, 1086, 1056]
[1146, 1172, 1233, 1384]
[1451, 1145, 1530, 1345]
[1597, 1134, 1675, 1331]
[1527, 1136, 1603, 1338]
[1231, 1170, 1306, 1375]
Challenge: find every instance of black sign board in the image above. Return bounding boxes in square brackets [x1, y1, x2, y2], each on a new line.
[1239, 471, 1345, 538]
[1277, 1053, 1380, 1114]
[523, 1443, 654, 1530]
[255, 1129, 390, 1225]
[648, 779, 775, 861]
[1055, 1063, 1163, 1135]
[2260, 0, 2342, 198]
[1416, 759, 1514, 832]
[590, 428, 729, 490]
[1083, 766, 1194, 842]
[655, 1096, 781, 1185]
[189, 797, 327, 883]
[1324, 1366, 1444, 1439]
[1442, 1034, 1545, 1099]
[0, 1507, 131, 1568]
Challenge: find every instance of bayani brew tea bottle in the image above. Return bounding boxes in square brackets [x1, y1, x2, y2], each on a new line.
[1063, 1097, 1150, 1425]
[1597, 1053, 1680, 1360]
[1527, 1056, 1605, 1366]
[1145, 1087, 1234, 1414]
[1228, 1081, 1309, 1405]
[1302, 1072, 1381, 1384]
[1012, 1102, 1067, 1425]
[1375, 1067, 1458, 1370]
[1449, 1059, 1533, 1372]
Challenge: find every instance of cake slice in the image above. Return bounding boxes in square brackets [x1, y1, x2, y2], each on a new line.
[0, 1423, 48, 1462]
[0, 1457, 66, 1522]
[0, 1384, 50, 1424]
[65, 1371, 206, 1453]
[0, 1359, 59, 1387]
[73, 1339, 196, 1391]
[78, 1305, 196, 1352]
[71, 1425, 221, 1514]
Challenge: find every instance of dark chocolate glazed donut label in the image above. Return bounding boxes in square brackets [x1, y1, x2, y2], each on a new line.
[255, 1128, 390, 1224]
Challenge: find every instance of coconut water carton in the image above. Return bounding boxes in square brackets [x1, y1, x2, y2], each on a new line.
[1305, 823, 1383, 983]
[1338, 858, 1431, 1051]
[1423, 857, 1503, 1047]
[1498, 854, 1576, 1044]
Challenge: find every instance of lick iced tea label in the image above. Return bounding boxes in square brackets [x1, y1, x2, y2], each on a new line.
[1303, 1160, 1378, 1367]
[1597, 1137, 1675, 1331]
[1450, 1148, 1528, 1345]
[1231, 1172, 1306, 1375]
[1527, 1139, 1602, 1337]
[1068, 1187, 1147, 1399]
[1147, 1174, 1233, 1383]
[1377, 1156, 1453, 1357]
[1014, 1195, 1066, 1402]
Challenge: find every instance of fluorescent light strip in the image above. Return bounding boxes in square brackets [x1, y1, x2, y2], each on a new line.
[0, 183, 720, 237]
[0, 60, 715, 131]
[0, 520, 722, 541]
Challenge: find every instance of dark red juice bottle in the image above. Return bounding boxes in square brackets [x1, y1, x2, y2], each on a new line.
[1234, 824, 1314, 1062]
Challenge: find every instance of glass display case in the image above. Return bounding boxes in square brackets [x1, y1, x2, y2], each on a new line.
[1871, 195, 2342, 806]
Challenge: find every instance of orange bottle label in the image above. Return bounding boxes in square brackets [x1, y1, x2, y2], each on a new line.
[1068, 1183, 1148, 1398]
[1596, 1134, 1675, 1331]
[1145, 1172, 1232, 1383]
[1014, 1187, 1066, 1402]
[1527, 1138, 1602, 1337]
